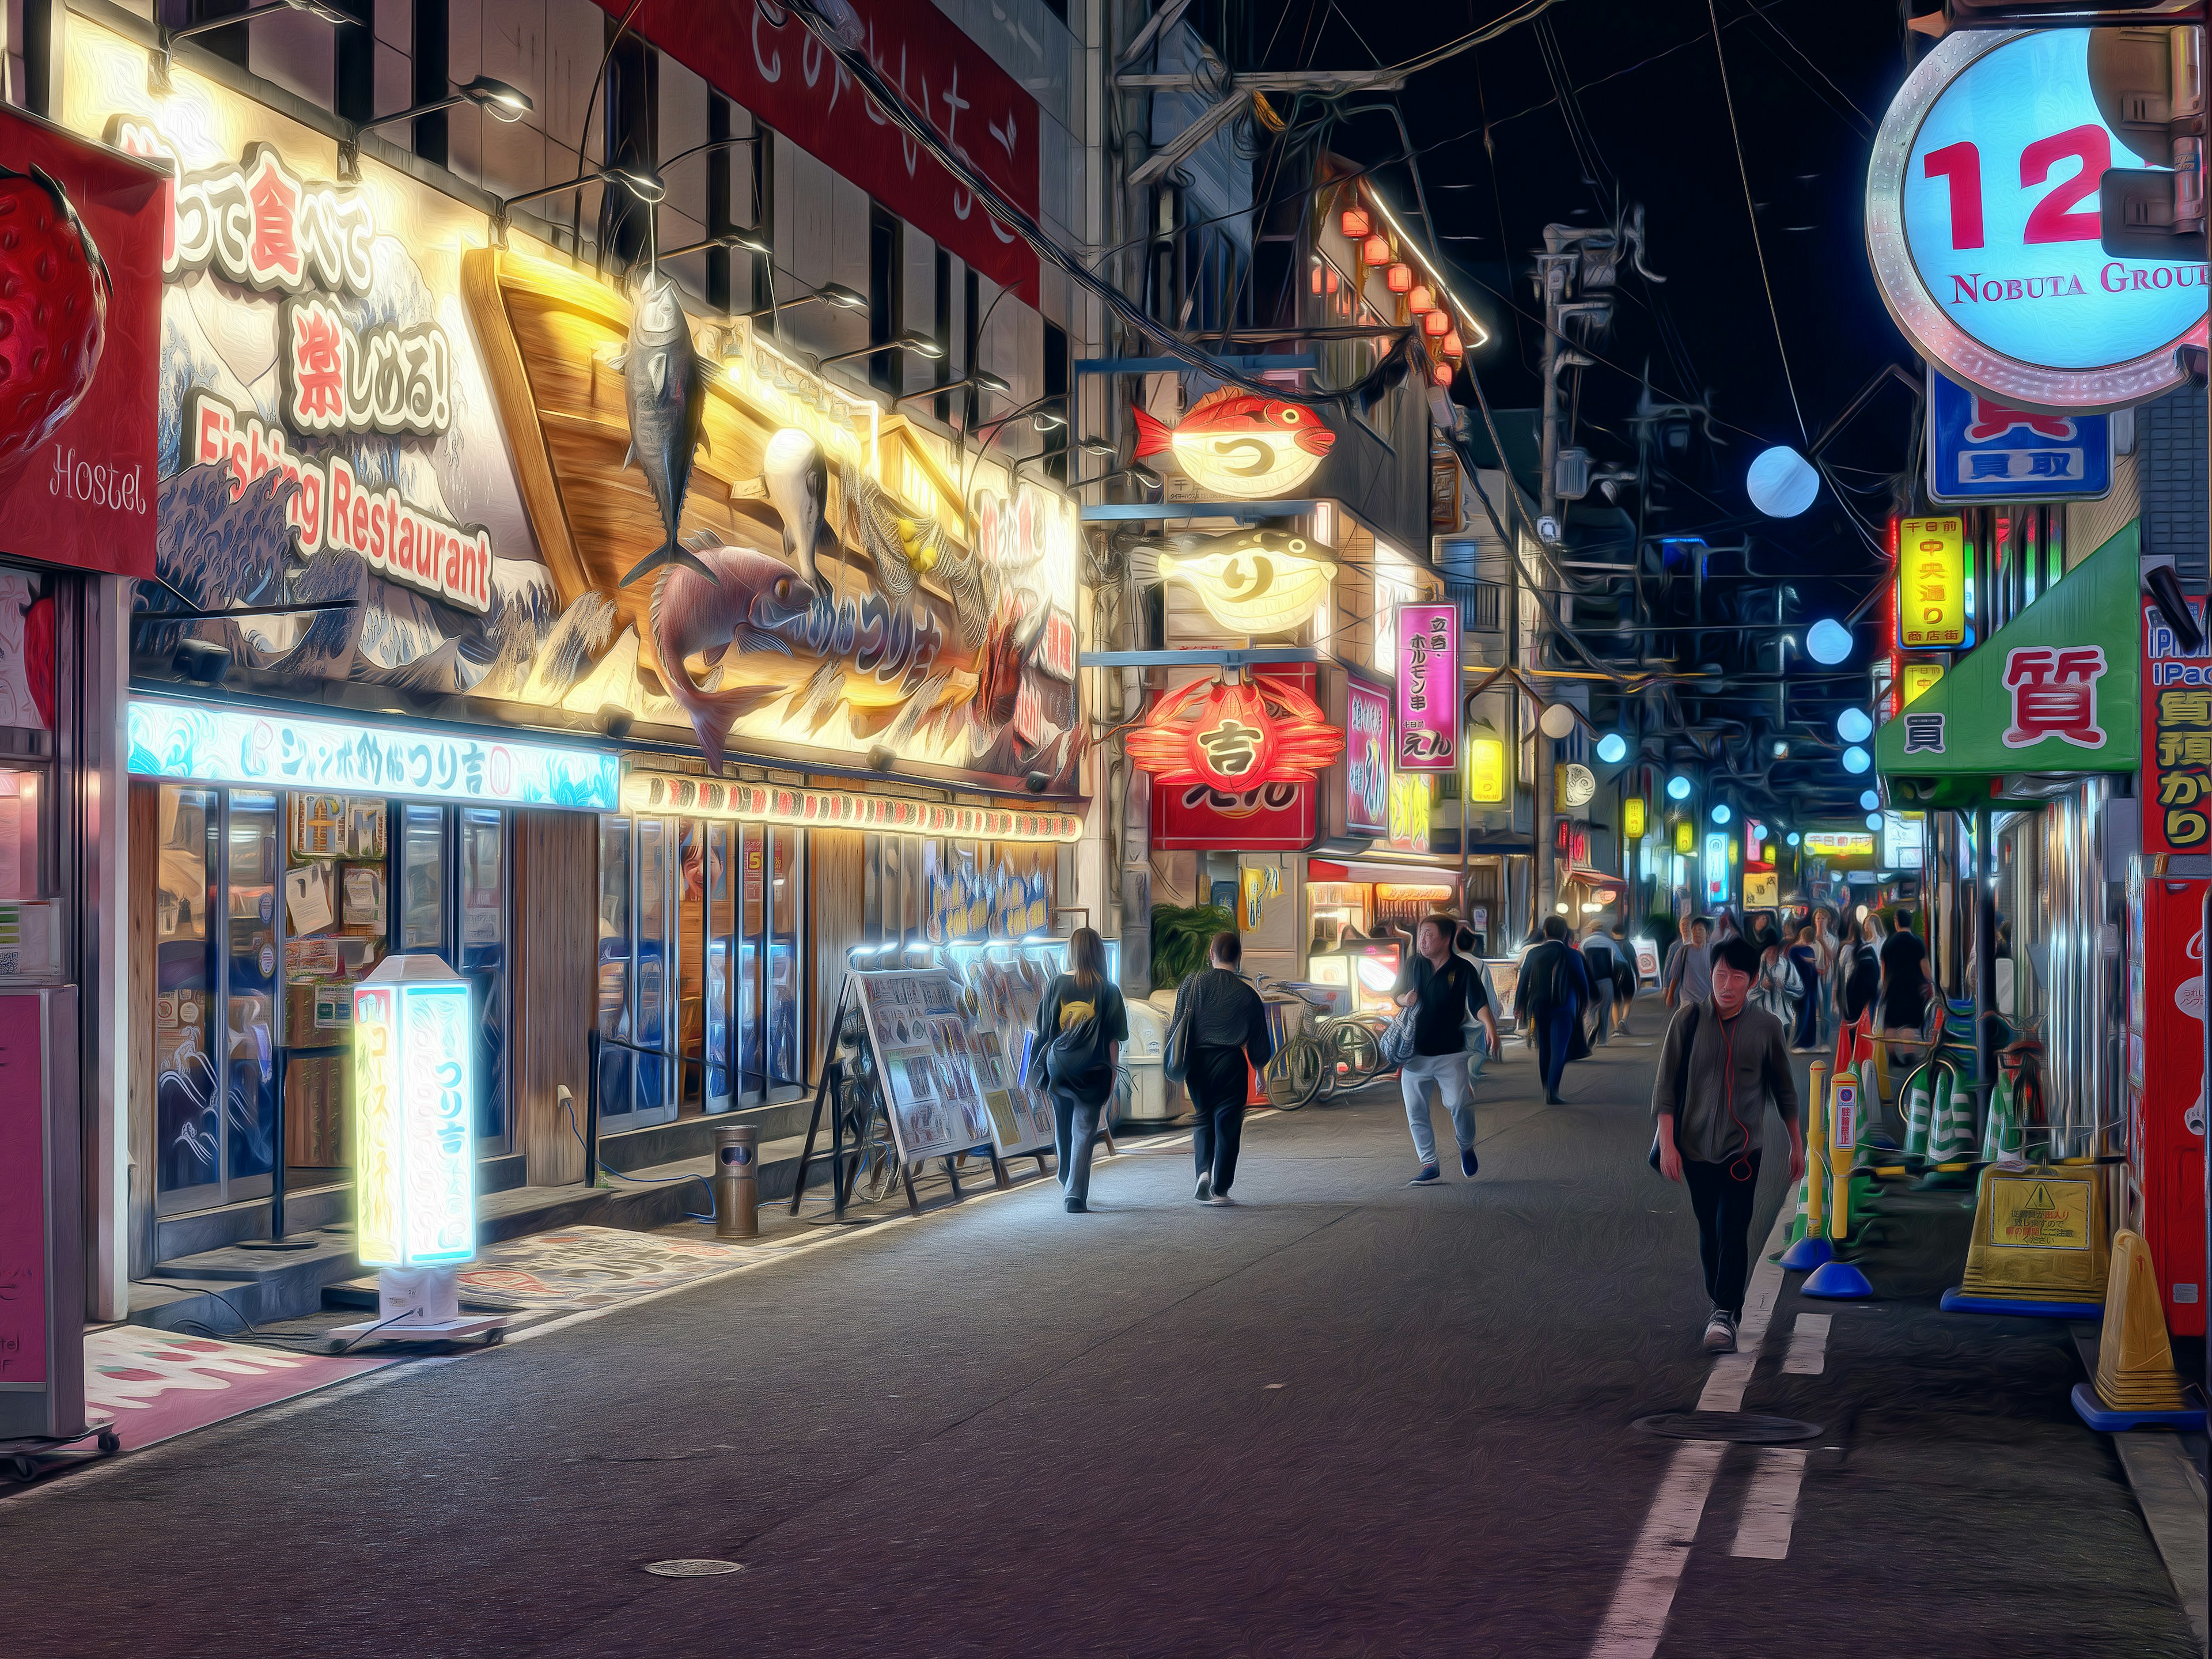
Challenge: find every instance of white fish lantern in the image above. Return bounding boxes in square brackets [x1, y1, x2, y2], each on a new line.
[352, 953, 478, 1270]
[1154, 529, 1336, 637]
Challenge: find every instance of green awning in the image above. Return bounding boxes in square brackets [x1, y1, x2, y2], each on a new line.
[1876, 521, 2139, 806]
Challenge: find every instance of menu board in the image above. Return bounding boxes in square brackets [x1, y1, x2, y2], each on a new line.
[947, 944, 1064, 1157]
[851, 969, 996, 1163]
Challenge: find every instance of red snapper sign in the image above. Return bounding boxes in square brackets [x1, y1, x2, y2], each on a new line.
[0, 106, 166, 579]
[592, 0, 1039, 298]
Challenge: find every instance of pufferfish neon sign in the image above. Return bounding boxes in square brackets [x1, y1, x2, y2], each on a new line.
[1124, 677, 1346, 794]
[1152, 528, 1336, 637]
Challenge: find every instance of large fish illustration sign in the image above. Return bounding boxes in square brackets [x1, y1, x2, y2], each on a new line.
[1132, 387, 1335, 498]
[1152, 528, 1335, 637]
[613, 265, 714, 586]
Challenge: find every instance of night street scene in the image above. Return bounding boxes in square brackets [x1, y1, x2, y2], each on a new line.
[0, 0, 2208, 1654]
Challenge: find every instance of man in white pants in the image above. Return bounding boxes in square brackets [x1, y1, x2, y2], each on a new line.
[1392, 915, 1494, 1184]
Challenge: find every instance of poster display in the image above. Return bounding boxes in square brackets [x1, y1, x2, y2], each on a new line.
[945, 944, 1066, 1157]
[851, 969, 996, 1163]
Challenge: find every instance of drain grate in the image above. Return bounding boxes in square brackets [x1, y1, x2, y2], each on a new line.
[643, 1559, 745, 1578]
[1631, 1411, 1821, 1444]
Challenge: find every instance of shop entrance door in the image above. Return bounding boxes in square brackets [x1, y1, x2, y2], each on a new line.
[669, 819, 805, 1112]
[392, 802, 511, 1153]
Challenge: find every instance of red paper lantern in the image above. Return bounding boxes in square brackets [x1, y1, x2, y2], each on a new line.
[1124, 677, 1346, 793]
[1385, 263, 1414, 294]
[1340, 207, 1371, 238]
[1361, 234, 1391, 267]
[1423, 308, 1450, 336]
[1442, 331, 1464, 358]
[1432, 362, 1455, 385]
[1310, 264, 1323, 294]
[1407, 283, 1435, 314]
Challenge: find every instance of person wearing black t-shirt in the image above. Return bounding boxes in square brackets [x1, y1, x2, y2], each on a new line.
[1392, 915, 1493, 1185]
[1878, 909, 1931, 1034]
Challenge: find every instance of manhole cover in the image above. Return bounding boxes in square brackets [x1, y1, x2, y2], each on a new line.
[643, 1559, 745, 1578]
[1631, 1412, 1821, 1444]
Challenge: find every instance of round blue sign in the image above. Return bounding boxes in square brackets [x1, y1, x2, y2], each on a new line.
[1870, 29, 2207, 410]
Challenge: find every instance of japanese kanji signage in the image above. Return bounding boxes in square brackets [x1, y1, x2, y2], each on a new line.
[1395, 603, 1459, 772]
[1926, 368, 2112, 505]
[1345, 677, 1390, 837]
[1875, 520, 2140, 790]
[124, 699, 622, 811]
[2143, 593, 2212, 853]
[1899, 517, 1967, 650]
[1147, 666, 1321, 851]
[1126, 673, 1344, 796]
[1899, 661, 1945, 707]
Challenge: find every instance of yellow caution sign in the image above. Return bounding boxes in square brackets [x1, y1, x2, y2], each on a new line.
[1987, 1178, 2092, 1252]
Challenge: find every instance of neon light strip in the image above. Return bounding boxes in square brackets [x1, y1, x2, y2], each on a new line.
[622, 771, 1082, 843]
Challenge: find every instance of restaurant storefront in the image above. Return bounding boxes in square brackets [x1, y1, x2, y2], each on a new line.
[78, 16, 1085, 1279]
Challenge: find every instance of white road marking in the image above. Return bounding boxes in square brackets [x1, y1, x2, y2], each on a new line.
[1729, 1448, 1810, 1559]
[1781, 1312, 1832, 1376]
[1590, 1200, 1796, 1657]
[1588, 1441, 1728, 1658]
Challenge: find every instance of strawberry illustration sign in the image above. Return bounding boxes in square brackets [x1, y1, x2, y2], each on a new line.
[0, 106, 165, 579]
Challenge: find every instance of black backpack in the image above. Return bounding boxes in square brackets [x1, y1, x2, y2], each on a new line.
[1036, 986, 1112, 1093]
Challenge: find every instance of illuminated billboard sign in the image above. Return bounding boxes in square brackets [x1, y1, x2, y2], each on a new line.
[1395, 604, 1460, 772]
[1805, 831, 1878, 859]
[1868, 28, 2206, 412]
[353, 956, 476, 1268]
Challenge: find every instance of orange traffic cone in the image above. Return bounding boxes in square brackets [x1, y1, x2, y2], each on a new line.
[2072, 1229, 2205, 1431]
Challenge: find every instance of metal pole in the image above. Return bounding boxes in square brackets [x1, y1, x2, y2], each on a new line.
[1974, 805, 1996, 1145]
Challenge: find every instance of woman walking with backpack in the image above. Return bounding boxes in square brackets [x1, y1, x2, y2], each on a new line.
[1031, 928, 1127, 1214]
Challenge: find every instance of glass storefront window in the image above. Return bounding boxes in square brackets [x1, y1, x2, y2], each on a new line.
[154, 786, 221, 1210]
[225, 791, 279, 1191]
[635, 817, 669, 1114]
[459, 808, 507, 1146]
[767, 827, 801, 1088]
[597, 814, 633, 1123]
[402, 804, 445, 949]
[738, 824, 763, 1097]
[706, 822, 733, 1108]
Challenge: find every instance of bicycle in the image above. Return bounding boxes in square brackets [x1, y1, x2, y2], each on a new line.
[1251, 976, 1396, 1110]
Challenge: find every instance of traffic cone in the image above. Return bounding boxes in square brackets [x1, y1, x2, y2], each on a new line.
[1901, 1065, 1934, 1165]
[2071, 1230, 2205, 1430]
[1981, 1070, 2023, 1166]
[1919, 1065, 1978, 1188]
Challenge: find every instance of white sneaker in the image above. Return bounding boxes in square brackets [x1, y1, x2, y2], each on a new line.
[1211, 1193, 1239, 1206]
[1194, 1174, 1212, 1203]
[1702, 1309, 1737, 1354]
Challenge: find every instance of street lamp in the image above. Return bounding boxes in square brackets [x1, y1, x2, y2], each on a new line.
[1666, 775, 1693, 801]
[493, 165, 665, 246]
[892, 368, 1010, 410]
[1837, 708, 1873, 743]
[747, 281, 865, 319]
[816, 332, 948, 368]
[1842, 745, 1871, 774]
[156, 0, 351, 81]
[1806, 618, 1854, 664]
[1711, 803, 1732, 825]
[357, 75, 532, 132]
[1595, 732, 1628, 764]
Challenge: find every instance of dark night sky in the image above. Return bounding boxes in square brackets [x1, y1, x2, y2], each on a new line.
[1228, 0, 1928, 820]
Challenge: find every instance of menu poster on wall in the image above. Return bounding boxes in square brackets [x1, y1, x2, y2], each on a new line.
[948, 947, 1061, 1157]
[852, 969, 997, 1164]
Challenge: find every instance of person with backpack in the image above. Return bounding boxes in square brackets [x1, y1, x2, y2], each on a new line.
[1166, 931, 1274, 1205]
[1580, 922, 1619, 1047]
[1662, 916, 1714, 1012]
[1652, 934, 1806, 1354]
[1392, 914, 1493, 1184]
[1609, 919, 1638, 1036]
[1030, 927, 1127, 1214]
[1514, 915, 1593, 1106]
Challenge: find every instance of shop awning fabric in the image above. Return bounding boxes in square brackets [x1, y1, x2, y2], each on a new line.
[1876, 521, 2139, 810]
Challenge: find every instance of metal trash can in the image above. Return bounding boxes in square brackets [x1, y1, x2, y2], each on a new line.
[714, 1124, 759, 1239]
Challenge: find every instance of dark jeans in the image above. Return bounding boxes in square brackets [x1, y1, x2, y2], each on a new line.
[1532, 1005, 1576, 1099]
[1188, 1044, 1249, 1195]
[1052, 1085, 1107, 1205]
[1794, 975, 1820, 1047]
[1683, 1150, 1763, 1318]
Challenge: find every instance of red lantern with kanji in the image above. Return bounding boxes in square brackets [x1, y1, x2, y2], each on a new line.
[1124, 676, 1345, 792]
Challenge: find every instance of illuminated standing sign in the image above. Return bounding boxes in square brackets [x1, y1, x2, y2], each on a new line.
[1346, 679, 1391, 836]
[1395, 603, 1460, 772]
[1868, 28, 2207, 413]
[353, 956, 475, 1268]
[1124, 676, 1344, 792]
[127, 700, 621, 810]
[1899, 517, 1967, 649]
[1704, 832, 1730, 907]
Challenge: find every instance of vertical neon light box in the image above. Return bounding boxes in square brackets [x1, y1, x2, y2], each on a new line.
[331, 955, 507, 1346]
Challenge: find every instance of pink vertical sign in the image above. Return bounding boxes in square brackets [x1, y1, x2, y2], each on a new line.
[0, 992, 48, 1388]
[1395, 603, 1460, 772]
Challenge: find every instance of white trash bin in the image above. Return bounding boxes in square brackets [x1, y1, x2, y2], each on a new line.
[1120, 998, 1172, 1123]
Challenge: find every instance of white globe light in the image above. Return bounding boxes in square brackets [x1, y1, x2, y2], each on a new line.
[1711, 803, 1732, 825]
[1843, 745, 1871, 773]
[1666, 775, 1692, 800]
[1806, 619, 1854, 664]
[1787, 832, 1802, 846]
[1596, 732, 1628, 764]
[1837, 708, 1873, 744]
[1860, 789, 1881, 810]
[1866, 812, 1884, 831]
[1747, 445, 1820, 518]
[1539, 703, 1577, 740]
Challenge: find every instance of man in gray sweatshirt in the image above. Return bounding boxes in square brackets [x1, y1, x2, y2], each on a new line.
[1651, 933, 1806, 1354]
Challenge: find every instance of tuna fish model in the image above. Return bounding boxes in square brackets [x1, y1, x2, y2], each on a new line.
[614, 266, 716, 586]
[1131, 387, 1336, 498]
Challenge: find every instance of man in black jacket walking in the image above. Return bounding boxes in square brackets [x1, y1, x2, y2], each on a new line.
[1169, 932, 1275, 1205]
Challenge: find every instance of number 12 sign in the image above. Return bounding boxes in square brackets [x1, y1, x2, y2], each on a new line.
[1868, 28, 2207, 414]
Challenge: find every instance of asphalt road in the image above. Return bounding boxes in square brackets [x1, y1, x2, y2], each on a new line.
[4, 997, 2196, 1658]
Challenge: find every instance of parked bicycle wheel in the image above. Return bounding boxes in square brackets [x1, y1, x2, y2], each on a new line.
[1263, 1035, 1324, 1110]
[1325, 1018, 1383, 1084]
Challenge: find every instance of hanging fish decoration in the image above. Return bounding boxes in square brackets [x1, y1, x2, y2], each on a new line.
[613, 266, 717, 587]
[1152, 528, 1336, 637]
[1132, 387, 1336, 498]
